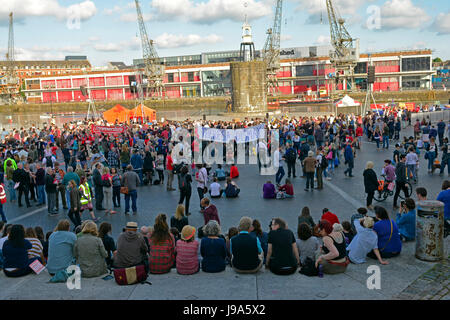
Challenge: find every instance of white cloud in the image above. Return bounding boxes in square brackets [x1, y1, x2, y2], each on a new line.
[294, 0, 366, 24]
[430, 12, 450, 35]
[104, 5, 123, 16]
[280, 34, 292, 41]
[61, 45, 84, 53]
[380, 0, 430, 30]
[93, 43, 123, 52]
[150, 0, 272, 24]
[154, 33, 223, 49]
[119, 12, 153, 22]
[13, 47, 65, 60]
[315, 35, 331, 45]
[0, 0, 97, 23]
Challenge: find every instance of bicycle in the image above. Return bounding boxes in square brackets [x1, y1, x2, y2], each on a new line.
[373, 176, 412, 202]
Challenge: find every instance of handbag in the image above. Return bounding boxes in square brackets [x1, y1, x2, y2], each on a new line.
[326, 151, 333, 160]
[113, 264, 148, 285]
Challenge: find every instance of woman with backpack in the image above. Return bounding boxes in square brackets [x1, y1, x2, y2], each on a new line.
[178, 165, 192, 216]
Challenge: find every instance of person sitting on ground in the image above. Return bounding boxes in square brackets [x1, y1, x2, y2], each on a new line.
[341, 221, 354, 245]
[230, 217, 264, 274]
[396, 198, 416, 241]
[46, 220, 77, 276]
[2, 224, 43, 277]
[277, 178, 294, 199]
[148, 214, 176, 274]
[73, 221, 108, 278]
[215, 164, 226, 181]
[321, 208, 340, 226]
[350, 208, 369, 234]
[315, 220, 349, 274]
[225, 227, 239, 263]
[224, 177, 240, 198]
[98, 222, 116, 269]
[266, 217, 300, 275]
[24, 227, 45, 264]
[415, 187, 427, 201]
[369, 206, 402, 259]
[230, 164, 239, 179]
[200, 198, 220, 226]
[263, 181, 276, 199]
[170, 204, 189, 233]
[250, 219, 268, 263]
[298, 206, 315, 231]
[170, 228, 180, 242]
[347, 216, 389, 265]
[296, 223, 320, 267]
[175, 225, 199, 275]
[200, 220, 227, 273]
[113, 222, 149, 271]
[209, 177, 223, 198]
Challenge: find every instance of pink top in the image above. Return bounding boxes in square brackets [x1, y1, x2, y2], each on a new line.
[175, 239, 199, 275]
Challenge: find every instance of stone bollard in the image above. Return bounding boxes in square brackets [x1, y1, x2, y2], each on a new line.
[415, 200, 444, 262]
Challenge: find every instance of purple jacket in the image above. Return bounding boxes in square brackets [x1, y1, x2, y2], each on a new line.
[263, 183, 276, 199]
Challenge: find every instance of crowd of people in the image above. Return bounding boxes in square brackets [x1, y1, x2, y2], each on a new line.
[0, 109, 449, 281]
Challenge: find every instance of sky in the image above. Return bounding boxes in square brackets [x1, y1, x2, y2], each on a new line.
[0, 0, 449, 67]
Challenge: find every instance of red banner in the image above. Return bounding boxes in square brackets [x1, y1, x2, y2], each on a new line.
[91, 125, 125, 135]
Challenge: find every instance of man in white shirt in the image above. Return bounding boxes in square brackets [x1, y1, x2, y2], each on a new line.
[405, 147, 419, 183]
[195, 164, 208, 211]
[209, 177, 222, 198]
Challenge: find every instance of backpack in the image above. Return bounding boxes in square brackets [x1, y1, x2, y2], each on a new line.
[286, 148, 296, 162]
[178, 173, 188, 191]
[321, 156, 328, 169]
[45, 156, 53, 168]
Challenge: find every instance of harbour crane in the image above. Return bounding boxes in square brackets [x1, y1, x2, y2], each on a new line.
[134, 0, 165, 101]
[0, 12, 19, 104]
[325, 0, 359, 93]
[262, 0, 283, 96]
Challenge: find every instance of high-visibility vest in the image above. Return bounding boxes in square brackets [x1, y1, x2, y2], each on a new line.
[0, 184, 6, 204]
[79, 183, 91, 205]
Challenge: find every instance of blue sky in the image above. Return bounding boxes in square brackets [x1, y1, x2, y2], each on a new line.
[0, 0, 449, 66]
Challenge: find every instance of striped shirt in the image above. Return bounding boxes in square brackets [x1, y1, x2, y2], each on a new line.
[26, 237, 43, 259]
[176, 240, 200, 275]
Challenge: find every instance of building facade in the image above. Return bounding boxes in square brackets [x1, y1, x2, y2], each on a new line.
[22, 48, 433, 104]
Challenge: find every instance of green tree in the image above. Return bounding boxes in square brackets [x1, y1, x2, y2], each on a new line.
[433, 57, 442, 63]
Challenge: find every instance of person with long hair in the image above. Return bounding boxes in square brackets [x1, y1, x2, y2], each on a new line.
[24, 227, 45, 264]
[2, 224, 43, 277]
[74, 221, 108, 278]
[297, 206, 315, 230]
[178, 165, 192, 216]
[170, 204, 188, 233]
[148, 214, 175, 274]
[68, 180, 82, 229]
[369, 206, 402, 259]
[98, 222, 116, 269]
[250, 219, 268, 263]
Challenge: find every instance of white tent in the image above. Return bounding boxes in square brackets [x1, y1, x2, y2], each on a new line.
[336, 95, 361, 107]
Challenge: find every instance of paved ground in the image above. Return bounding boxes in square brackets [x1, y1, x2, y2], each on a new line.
[0, 125, 449, 300]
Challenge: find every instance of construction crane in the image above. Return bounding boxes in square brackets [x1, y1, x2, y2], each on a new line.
[262, 0, 283, 96]
[0, 12, 19, 104]
[325, 0, 359, 94]
[134, 0, 165, 101]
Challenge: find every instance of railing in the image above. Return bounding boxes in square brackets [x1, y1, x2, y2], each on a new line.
[410, 109, 450, 123]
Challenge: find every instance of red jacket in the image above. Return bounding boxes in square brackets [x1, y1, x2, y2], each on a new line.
[321, 211, 340, 226]
[230, 166, 239, 179]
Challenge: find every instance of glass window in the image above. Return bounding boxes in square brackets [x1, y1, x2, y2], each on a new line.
[402, 57, 430, 71]
[188, 72, 194, 82]
[168, 73, 174, 83]
[296, 65, 314, 76]
[355, 62, 367, 74]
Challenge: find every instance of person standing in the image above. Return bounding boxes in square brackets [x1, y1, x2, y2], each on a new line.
[122, 165, 140, 215]
[440, 138, 450, 176]
[102, 167, 115, 215]
[285, 143, 297, 179]
[363, 161, 378, 211]
[393, 154, 409, 209]
[54, 163, 67, 211]
[79, 176, 98, 222]
[111, 167, 122, 208]
[303, 151, 316, 192]
[382, 123, 390, 149]
[5, 159, 17, 203]
[45, 168, 58, 215]
[13, 163, 31, 208]
[274, 146, 285, 185]
[405, 146, 419, 183]
[92, 163, 104, 211]
[62, 166, 79, 210]
[343, 142, 354, 177]
[195, 164, 208, 211]
[68, 180, 81, 229]
[166, 152, 175, 191]
[178, 165, 192, 216]
[130, 149, 143, 185]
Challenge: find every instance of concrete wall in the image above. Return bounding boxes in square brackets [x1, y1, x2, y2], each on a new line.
[230, 61, 267, 113]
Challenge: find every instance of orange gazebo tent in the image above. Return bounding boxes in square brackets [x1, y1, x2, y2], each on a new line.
[129, 104, 156, 122]
[103, 104, 130, 124]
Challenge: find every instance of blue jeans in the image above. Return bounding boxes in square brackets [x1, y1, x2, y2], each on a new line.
[383, 136, 389, 149]
[427, 152, 436, 171]
[125, 189, 137, 213]
[0, 203, 6, 222]
[407, 164, 417, 181]
[7, 179, 16, 202]
[134, 169, 143, 185]
[36, 185, 46, 205]
[276, 166, 285, 185]
[65, 188, 71, 208]
[375, 138, 380, 149]
[440, 158, 450, 174]
[328, 159, 335, 173]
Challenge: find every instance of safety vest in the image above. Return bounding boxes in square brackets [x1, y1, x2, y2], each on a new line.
[0, 184, 6, 204]
[79, 183, 91, 205]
